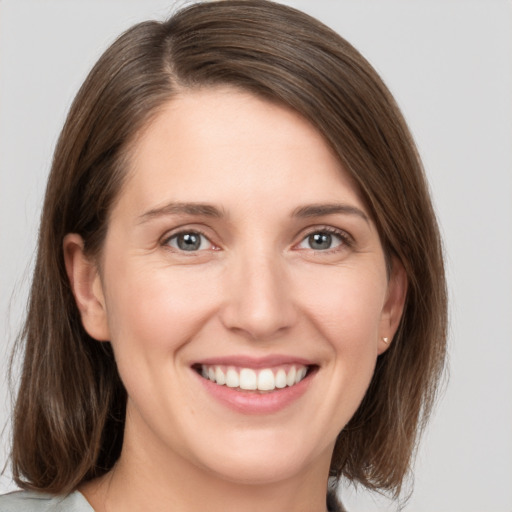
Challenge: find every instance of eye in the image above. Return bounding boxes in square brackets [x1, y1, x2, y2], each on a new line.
[296, 229, 348, 251]
[165, 231, 213, 252]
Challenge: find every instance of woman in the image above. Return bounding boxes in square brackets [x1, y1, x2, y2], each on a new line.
[1, 1, 447, 510]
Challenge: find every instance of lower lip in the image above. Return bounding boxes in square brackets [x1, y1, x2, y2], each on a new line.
[194, 369, 314, 414]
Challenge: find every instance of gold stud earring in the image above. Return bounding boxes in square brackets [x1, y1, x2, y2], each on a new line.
[382, 337, 389, 344]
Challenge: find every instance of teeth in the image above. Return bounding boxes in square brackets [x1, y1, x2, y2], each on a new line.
[275, 369, 287, 389]
[239, 369, 257, 390]
[257, 369, 275, 391]
[200, 364, 309, 391]
[286, 366, 296, 387]
[295, 366, 307, 384]
[215, 366, 226, 385]
[226, 368, 239, 388]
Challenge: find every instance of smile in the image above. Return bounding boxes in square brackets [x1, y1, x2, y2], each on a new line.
[199, 364, 309, 392]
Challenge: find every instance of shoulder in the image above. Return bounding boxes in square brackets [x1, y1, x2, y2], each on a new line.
[0, 490, 94, 512]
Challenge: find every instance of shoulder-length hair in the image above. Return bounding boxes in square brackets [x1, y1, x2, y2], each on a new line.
[11, 0, 447, 498]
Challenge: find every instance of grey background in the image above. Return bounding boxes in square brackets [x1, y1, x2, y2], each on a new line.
[1, 1, 511, 510]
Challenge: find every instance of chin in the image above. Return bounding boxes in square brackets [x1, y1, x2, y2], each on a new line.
[205, 453, 311, 486]
[191, 430, 330, 486]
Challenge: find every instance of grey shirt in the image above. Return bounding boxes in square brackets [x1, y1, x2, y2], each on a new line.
[0, 490, 94, 512]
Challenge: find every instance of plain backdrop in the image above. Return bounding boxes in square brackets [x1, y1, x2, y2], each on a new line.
[1, 1, 511, 511]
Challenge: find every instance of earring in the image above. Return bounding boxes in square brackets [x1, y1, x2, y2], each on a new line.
[382, 337, 389, 344]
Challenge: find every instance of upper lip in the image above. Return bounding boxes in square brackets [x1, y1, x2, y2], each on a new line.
[192, 354, 316, 368]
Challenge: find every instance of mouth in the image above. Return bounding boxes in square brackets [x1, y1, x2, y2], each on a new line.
[192, 363, 317, 393]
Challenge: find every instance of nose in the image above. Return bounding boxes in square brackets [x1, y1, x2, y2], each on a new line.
[219, 248, 298, 341]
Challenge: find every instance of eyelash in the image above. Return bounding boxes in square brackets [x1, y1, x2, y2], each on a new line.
[161, 226, 353, 255]
[297, 226, 353, 254]
[162, 229, 215, 253]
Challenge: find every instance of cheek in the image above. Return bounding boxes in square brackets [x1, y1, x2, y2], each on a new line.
[101, 265, 222, 427]
[296, 262, 387, 345]
[326, 292, 385, 421]
[103, 263, 220, 357]
[297, 265, 386, 410]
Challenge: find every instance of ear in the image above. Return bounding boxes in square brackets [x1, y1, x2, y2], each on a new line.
[63, 233, 110, 341]
[378, 257, 408, 355]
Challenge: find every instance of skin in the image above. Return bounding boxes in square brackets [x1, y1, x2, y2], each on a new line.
[64, 88, 407, 512]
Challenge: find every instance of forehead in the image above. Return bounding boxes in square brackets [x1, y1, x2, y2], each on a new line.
[119, 87, 367, 216]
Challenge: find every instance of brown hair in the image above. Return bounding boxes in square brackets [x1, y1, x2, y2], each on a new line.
[11, 0, 447, 499]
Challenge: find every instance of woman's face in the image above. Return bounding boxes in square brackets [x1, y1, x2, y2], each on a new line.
[70, 88, 406, 485]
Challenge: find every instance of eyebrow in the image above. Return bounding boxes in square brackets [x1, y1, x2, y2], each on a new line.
[137, 201, 369, 224]
[138, 202, 225, 223]
[292, 203, 370, 223]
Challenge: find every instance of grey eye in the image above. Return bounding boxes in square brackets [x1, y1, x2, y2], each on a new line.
[308, 233, 333, 250]
[168, 232, 210, 251]
[297, 231, 344, 251]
